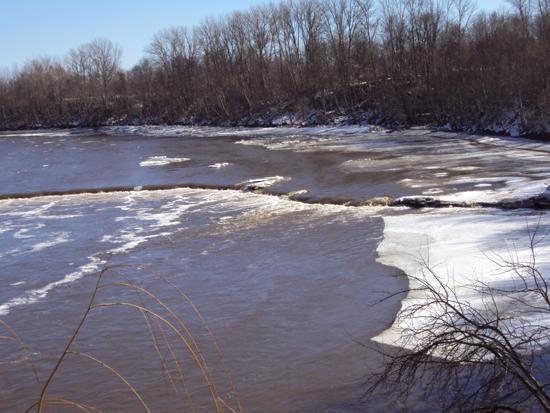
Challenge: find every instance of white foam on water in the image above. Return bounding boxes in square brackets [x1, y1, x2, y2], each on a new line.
[450, 166, 480, 172]
[0, 256, 105, 316]
[105, 230, 173, 255]
[139, 156, 190, 167]
[238, 176, 290, 189]
[31, 232, 70, 252]
[0, 223, 12, 235]
[115, 192, 204, 229]
[13, 224, 45, 240]
[0, 188, 234, 315]
[1, 201, 57, 218]
[1, 248, 21, 258]
[0, 187, 381, 316]
[208, 162, 231, 169]
[447, 176, 511, 185]
[374, 209, 550, 351]
[423, 188, 444, 195]
[342, 158, 401, 173]
[39, 213, 84, 220]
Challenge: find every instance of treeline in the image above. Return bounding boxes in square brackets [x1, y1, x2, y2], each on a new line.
[1, 0, 550, 136]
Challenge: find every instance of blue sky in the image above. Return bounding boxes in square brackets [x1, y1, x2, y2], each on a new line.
[1, 0, 509, 70]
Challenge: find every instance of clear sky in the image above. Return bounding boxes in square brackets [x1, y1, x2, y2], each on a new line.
[1, 0, 510, 71]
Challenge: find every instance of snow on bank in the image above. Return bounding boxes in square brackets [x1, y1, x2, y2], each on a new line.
[0, 131, 74, 138]
[374, 209, 550, 350]
[139, 156, 190, 167]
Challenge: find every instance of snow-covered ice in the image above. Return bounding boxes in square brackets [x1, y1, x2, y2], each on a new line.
[374, 209, 550, 350]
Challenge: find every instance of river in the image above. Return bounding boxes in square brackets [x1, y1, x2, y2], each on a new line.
[0, 126, 549, 412]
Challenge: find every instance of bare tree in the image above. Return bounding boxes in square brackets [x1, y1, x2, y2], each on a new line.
[87, 38, 122, 107]
[148, 27, 198, 116]
[449, 0, 477, 31]
[1, 0, 550, 134]
[366, 225, 550, 412]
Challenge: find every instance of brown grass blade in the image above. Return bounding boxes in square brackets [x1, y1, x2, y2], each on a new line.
[92, 302, 223, 412]
[44, 398, 104, 413]
[66, 351, 152, 413]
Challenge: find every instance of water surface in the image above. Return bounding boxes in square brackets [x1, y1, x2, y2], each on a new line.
[1, 126, 549, 412]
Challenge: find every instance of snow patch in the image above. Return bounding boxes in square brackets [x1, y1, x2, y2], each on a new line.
[374, 210, 550, 350]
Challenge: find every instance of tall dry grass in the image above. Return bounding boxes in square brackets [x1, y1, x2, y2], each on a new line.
[0, 264, 243, 413]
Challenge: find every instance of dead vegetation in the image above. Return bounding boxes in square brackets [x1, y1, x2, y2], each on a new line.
[366, 222, 550, 412]
[0, 265, 243, 413]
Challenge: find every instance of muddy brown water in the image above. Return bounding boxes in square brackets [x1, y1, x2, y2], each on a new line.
[1, 127, 548, 412]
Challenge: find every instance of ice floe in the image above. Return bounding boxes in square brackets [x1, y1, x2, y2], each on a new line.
[139, 156, 190, 167]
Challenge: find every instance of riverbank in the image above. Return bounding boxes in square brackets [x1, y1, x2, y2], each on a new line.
[2, 108, 550, 141]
